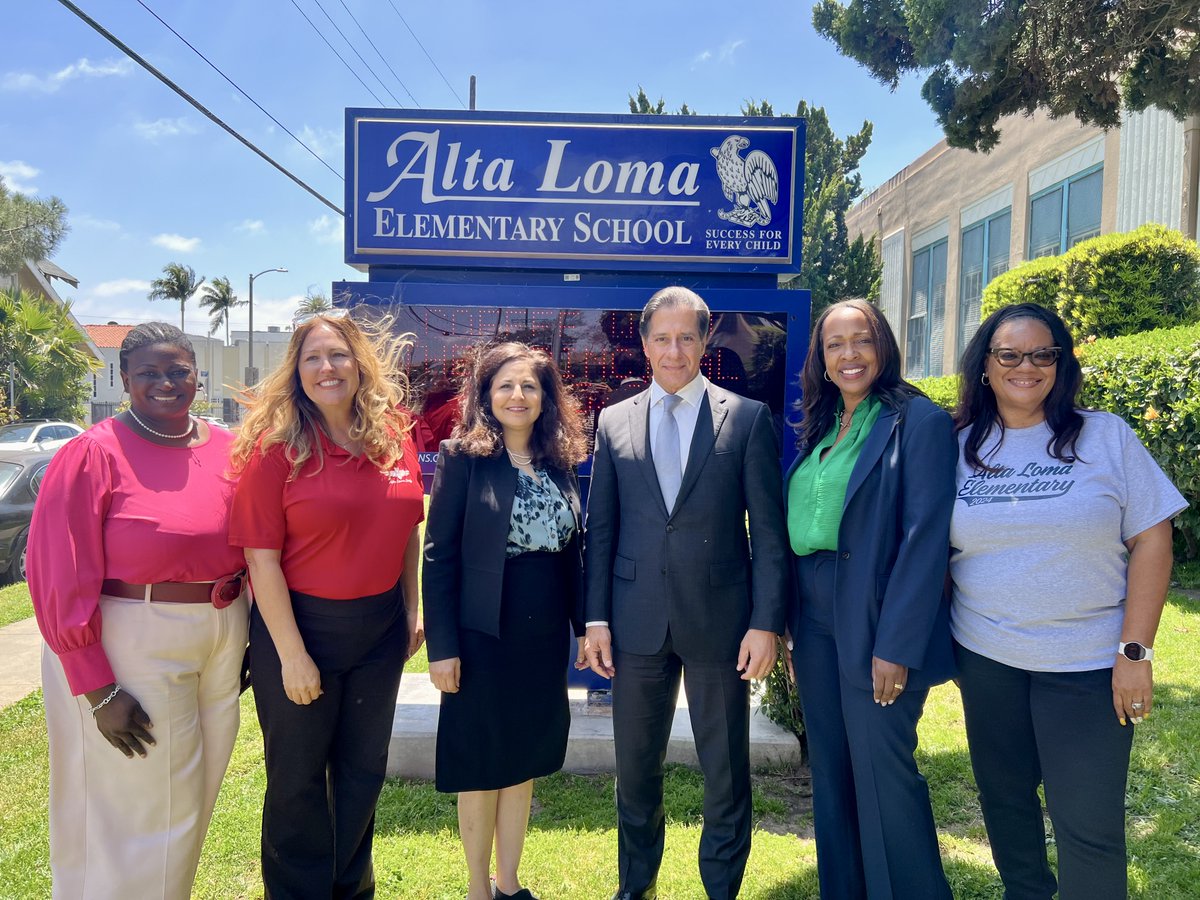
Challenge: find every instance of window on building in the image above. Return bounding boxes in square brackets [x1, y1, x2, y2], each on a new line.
[109, 362, 114, 389]
[1028, 166, 1103, 259]
[92, 374, 97, 398]
[959, 209, 1011, 355]
[907, 240, 948, 379]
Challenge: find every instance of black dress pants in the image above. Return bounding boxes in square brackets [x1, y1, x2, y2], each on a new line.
[250, 586, 408, 900]
[612, 629, 751, 900]
[955, 642, 1134, 900]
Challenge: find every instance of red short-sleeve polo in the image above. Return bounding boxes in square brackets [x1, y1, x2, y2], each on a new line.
[230, 431, 424, 599]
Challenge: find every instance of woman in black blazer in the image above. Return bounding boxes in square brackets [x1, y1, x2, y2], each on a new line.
[785, 300, 957, 899]
[423, 342, 589, 900]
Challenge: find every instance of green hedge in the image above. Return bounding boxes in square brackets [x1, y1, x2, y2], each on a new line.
[1078, 324, 1200, 557]
[981, 224, 1200, 340]
[913, 373, 958, 412]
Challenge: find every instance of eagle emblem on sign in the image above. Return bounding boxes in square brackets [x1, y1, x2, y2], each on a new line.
[710, 135, 779, 227]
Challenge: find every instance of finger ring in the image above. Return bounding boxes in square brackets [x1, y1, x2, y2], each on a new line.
[894, 683, 905, 690]
[1131, 702, 1144, 710]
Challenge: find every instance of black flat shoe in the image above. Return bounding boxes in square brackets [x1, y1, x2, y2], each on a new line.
[492, 881, 537, 900]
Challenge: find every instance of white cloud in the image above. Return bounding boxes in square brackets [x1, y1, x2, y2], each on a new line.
[236, 219, 265, 234]
[298, 125, 342, 162]
[92, 278, 152, 298]
[75, 213, 122, 232]
[719, 39, 746, 63]
[692, 40, 745, 67]
[152, 233, 201, 253]
[0, 160, 39, 194]
[2, 57, 134, 93]
[308, 215, 342, 245]
[134, 117, 199, 140]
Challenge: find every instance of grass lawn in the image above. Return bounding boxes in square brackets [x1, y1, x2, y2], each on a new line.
[2, 594, 1198, 898]
[0, 580, 33, 629]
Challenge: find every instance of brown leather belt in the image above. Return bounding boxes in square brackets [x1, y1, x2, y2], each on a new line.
[101, 579, 214, 604]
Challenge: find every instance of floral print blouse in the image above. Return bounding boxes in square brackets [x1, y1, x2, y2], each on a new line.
[506, 468, 576, 558]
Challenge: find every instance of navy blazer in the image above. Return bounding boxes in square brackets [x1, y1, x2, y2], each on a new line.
[423, 440, 584, 662]
[785, 394, 957, 691]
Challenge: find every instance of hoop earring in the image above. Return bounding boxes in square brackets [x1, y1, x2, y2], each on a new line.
[823, 370, 833, 382]
[981, 373, 991, 386]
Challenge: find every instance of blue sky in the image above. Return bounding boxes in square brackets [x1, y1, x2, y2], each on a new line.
[3, 0, 945, 335]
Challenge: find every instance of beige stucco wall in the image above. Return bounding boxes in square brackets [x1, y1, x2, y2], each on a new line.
[848, 109, 1117, 374]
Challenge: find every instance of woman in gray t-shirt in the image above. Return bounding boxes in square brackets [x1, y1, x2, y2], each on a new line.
[950, 303, 1184, 900]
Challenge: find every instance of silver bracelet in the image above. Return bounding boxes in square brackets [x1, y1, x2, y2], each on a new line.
[89, 684, 122, 716]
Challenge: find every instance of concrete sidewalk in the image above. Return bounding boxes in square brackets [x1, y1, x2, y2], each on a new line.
[0, 617, 803, 775]
[0, 616, 42, 708]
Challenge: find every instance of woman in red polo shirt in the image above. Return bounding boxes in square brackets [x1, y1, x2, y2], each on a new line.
[229, 311, 425, 900]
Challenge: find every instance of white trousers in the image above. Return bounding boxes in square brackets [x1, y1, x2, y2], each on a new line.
[42, 593, 249, 900]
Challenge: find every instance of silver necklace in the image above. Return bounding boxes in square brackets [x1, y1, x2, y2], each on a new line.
[838, 410, 853, 431]
[128, 407, 194, 440]
[507, 448, 533, 465]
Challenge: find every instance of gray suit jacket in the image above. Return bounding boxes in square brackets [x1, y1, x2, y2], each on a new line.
[583, 382, 788, 662]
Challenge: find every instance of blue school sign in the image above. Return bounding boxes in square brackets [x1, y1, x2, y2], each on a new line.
[345, 109, 804, 273]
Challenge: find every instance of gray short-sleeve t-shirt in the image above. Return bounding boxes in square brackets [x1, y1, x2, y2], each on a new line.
[950, 411, 1186, 672]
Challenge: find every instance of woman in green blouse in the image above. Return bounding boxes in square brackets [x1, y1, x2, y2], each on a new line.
[785, 299, 957, 899]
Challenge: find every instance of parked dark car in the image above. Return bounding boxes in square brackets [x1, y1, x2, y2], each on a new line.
[0, 448, 59, 582]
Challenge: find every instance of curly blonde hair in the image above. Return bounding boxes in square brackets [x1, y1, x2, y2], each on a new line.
[230, 312, 415, 479]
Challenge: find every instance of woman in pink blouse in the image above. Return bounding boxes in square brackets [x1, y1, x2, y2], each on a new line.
[29, 323, 249, 899]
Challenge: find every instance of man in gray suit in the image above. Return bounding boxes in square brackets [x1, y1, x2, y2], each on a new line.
[583, 286, 788, 900]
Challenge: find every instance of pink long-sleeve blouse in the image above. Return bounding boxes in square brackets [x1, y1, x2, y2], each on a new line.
[27, 418, 244, 695]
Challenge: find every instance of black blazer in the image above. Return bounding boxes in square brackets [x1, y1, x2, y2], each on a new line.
[785, 394, 957, 691]
[422, 440, 584, 662]
[583, 383, 789, 662]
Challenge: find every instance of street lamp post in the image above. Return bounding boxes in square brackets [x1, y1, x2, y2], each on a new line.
[247, 267, 287, 385]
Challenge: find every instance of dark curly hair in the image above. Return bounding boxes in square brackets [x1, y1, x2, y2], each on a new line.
[796, 299, 921, 451]
[955, 302, 1084, 472]
[119, 322, 195, 371]
[452, 342, 588, 470]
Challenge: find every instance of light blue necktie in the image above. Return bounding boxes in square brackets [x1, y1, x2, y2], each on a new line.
[655, 393, 682, 511]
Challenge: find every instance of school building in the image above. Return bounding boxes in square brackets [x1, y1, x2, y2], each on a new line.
[845, 106, 1200, 378]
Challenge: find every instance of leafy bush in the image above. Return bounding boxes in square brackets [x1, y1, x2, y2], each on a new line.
[1078, 323, 1200, 557]
[981, 224, 1200, 340]
[912, 373, 958, 412]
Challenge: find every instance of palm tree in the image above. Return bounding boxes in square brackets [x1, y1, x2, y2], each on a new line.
[198, 276, 245, 344]
[147, 263, 205, 332]
[0, 288, 96, 420]
[296, 289, 332, 317]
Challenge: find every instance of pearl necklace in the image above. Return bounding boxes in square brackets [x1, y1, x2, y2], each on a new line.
[128, 407, 194, 440]
[837, 410, 853, 432]
[506, 448, 533, 465]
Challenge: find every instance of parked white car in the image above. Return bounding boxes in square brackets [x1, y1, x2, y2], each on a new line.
[0, 420, 84, 452]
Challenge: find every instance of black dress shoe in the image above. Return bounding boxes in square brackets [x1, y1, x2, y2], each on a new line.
[610, 888, 657, 900]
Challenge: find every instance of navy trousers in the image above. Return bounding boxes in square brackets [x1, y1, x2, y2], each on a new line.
[250, 586, 408, 900]
[792, 551, 951, 900]
[955, 642, 1134, 900]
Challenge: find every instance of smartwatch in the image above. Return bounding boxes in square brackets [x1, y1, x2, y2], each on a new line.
[1118, 641, 1154, 662]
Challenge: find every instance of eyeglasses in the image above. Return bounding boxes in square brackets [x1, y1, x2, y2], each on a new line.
[987, 346, 1061, 368]
[292, 308, 350, 328]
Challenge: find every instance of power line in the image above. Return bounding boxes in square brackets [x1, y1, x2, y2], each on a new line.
[335, 0, 419, 107]
[136, 0, 342, 182]
[384, 0, 465, 108]
[54, 0, 343, 215]
[285, 0, 386, 106]
[309, 0, 402, 106]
